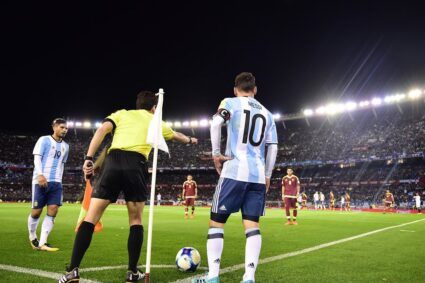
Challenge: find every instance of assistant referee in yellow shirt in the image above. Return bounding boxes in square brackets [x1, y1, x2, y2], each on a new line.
[59, 91, 198, 283]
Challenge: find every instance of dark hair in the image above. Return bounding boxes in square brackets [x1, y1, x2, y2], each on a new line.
[235, 72, 256, 92]
[52, 118, 67, 126]
[136, 91, 158, 110]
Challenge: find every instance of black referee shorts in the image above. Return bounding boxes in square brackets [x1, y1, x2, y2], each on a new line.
[92, 149, 148, 203]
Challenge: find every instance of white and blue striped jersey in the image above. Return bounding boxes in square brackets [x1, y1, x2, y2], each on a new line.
[32, 135, 69, 184]
[218, 96, 278, 184]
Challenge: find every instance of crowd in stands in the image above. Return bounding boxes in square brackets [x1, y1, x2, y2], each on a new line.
[1, 105, 424, 207]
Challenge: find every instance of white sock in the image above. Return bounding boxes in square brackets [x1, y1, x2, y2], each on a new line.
[207, 228, 224, 279]
[28, 215, 40, 241]
[243, 228, 262, 282]
[39, 215, 55, 246]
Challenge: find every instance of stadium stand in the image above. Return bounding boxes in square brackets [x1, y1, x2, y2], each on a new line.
[1, 104, 424, 208]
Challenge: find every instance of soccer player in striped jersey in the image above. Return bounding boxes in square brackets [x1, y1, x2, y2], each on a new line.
[27, 118, 69, 252]
[193, 72, 278, 283]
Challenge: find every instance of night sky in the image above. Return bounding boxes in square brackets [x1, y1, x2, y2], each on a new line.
[2, 1, 425, 133]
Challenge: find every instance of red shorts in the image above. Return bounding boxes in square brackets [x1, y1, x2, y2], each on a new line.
[284, 197, 297, 209]
[385, 202, 392, 208]
[185, 198, 195, 206]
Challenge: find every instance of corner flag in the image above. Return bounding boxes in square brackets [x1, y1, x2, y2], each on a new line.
[75, 180, 103, 232]
[145, 88, 168, 282]
[146, 88, 169, 154]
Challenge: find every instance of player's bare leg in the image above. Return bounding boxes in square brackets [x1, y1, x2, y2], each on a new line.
[184, 206, 189, 219]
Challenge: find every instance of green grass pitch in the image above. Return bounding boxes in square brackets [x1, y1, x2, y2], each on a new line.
[0, 203, 424, 282]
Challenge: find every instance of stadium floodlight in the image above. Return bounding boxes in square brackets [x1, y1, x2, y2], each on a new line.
[303, 109, 314, 116]
[371, 98, 382, 106]
[273, 113, 281, 120]
[67, 121, 75, 127]
[199, 119, 209, 127]
[182, 121, 190, 127]
[345, 102, 357, 111]
[316, 106, 326, 115]
[324, 103, 344, 115]
[165, 121, 173, 128]
[190, 120, 199, 127]
[83, 121, 91, 128]
[359, 100, 370, 107]
[95, 122, 102, 128]
[408, 88, 422, 99]
[75, 122, 82, 127]
[173, 121, 182, 128]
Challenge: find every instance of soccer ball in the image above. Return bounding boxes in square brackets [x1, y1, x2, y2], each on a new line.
[175, 247, 201, 272]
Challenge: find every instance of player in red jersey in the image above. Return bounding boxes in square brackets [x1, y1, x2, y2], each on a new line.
[344, 192, 351, 212]
[301, 192, 308, 210]
[182, 175, 198, 219]
[282, 168, 300, 225]
[329, 191, 335, 210]
[383, 190, 395, 213]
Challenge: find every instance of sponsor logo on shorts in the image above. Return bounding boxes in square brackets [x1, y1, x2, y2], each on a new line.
[219, 205, 227, 211]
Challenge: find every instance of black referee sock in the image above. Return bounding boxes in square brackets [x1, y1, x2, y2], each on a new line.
[70, 221, 95, 270]
[128, 225, 144, 273]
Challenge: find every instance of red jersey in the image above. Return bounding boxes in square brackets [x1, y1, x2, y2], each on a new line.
[385, 193, 394, 203]
[183, 181, 197, 198]
[282, 175, 299, 198]
[345, 194, 351, 202]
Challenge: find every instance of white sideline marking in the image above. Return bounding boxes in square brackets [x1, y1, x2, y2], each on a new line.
[81, 264, 208, 272]
[399, 229, 416, 233]
[169, 218, 425, 283]
[0, 264, 101, 283]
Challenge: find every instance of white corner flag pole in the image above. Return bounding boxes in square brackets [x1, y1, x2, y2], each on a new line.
[145, 88, 167, 283]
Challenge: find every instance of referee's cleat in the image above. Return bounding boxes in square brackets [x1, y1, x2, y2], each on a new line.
[58, 267, 79, 283]
[191, 273, 219, 283]
[39, 243, 59, 252]
[30, 238, 39, 250]
[125, 269, 145, 282]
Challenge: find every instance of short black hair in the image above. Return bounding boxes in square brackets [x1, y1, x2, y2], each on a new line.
[52, 118, 66, 126]
[136, 91, 158, 110]
[235, 72, 256, 92]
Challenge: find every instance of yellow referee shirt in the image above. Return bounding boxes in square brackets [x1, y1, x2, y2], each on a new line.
[105, 109, 174, 159]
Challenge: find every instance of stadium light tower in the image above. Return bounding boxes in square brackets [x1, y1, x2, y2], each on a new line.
[303, 109, 314, 116]
[173, 121, 182, 128]
[199, 119, 209, 127]
[273, 113, 281, 120]
[190, 120, 199, 128]
[408, 88, 422, 99]
[182, 121, 190, 127]
[371, 98, 382, 106]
